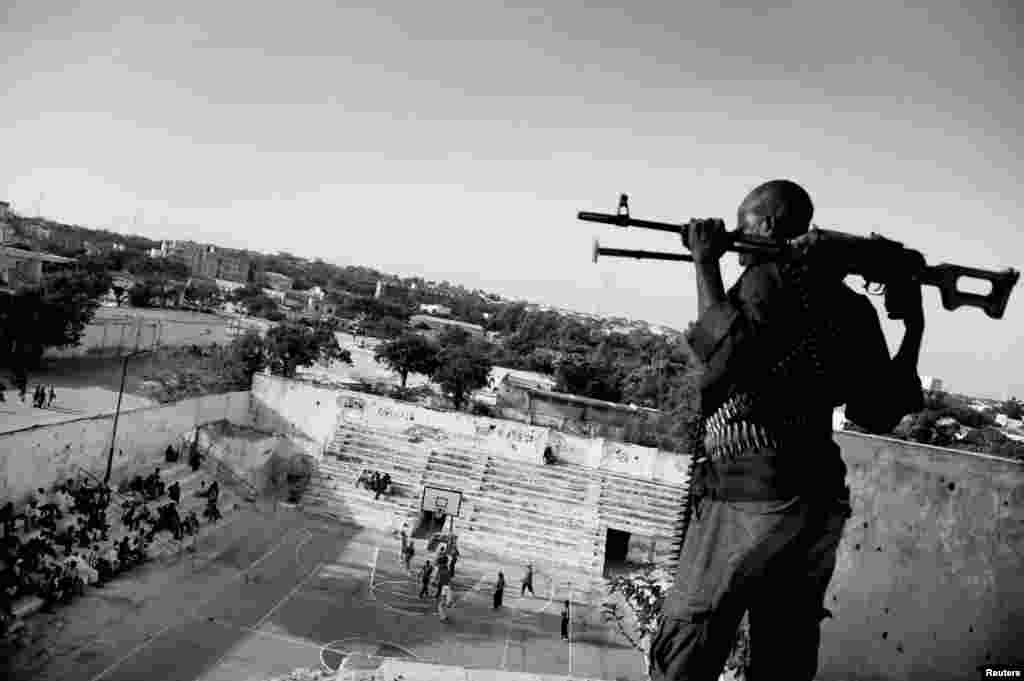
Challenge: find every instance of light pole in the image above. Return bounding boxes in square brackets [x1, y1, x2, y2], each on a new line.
[102, 325, 214, 484]
[105, 348, 147, 484]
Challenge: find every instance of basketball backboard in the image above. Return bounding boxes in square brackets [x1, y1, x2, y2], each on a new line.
[420, 485, 463, 518]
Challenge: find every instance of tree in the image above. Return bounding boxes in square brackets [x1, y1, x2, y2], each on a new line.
[374, 333, 441, 388]
[431, 340, 493, 410]
[263, 322, 351, 378]
[243, 293, 280, 319]
[0, 269, 110, 385]
[437, 326, 472, 348]
[602, 563, 751, 679]
[229, 330, 268, 385]
[362, 315, 406, 340]
[185, 279, 221, 308]
[110, 285, 129, 307]
[1000, 398, 1023, 421]
[554, 352, 623, 403]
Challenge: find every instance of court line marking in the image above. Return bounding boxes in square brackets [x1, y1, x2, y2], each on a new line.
[295, 529, 314, 568]
[205, 616, 330, 653]
[501, 633, 511, 670]
[254, 561, 323, 629]
[369, 547, 379, 589]
[535, 578, 557, 614]
[200, 561, 322, 681]
[318, 637, 420, 673]
[87, 527, 300, 681]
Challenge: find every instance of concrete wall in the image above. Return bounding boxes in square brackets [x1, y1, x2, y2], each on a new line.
[250, 374, 689, 486]
[819, 432, 1023, 681]
[0, 391, 251, 502]
[46, 307, 268, 359]
[192, 422, 317, 495]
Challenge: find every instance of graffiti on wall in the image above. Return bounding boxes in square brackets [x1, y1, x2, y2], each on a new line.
[340, 396, 366, 411]
[375, 404, 417, 422]
[404, 425, 448, 443]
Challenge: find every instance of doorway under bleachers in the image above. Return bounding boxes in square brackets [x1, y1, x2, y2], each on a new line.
[602, 528, 656, 579]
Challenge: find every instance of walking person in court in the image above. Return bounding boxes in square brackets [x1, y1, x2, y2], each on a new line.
[521, 563, 535, 597]
[419, 561, 433, 599]
[561, 600, 571, 641]
[438, 584, 451, 622]
[403, 541, 415, 572]
[493, 571, 506, 609]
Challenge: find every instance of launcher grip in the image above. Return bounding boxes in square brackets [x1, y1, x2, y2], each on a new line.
[922, 264, 1020, 320]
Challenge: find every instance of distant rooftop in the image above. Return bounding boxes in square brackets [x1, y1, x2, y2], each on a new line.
[0, 246, 77, 264]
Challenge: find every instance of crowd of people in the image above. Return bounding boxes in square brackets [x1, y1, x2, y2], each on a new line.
[0, 460, 223, 636]
[0, 383, 57, 408]
[356, 469, 392, 500]
[397, 524, 563, 631]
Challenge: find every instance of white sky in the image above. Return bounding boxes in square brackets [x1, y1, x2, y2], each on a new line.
[1, 1, 1021, 399]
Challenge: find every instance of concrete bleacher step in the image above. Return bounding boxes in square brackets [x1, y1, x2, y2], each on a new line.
[597, 493, 682, 519]
[599, 490, 684, 516]
[332, 440, 427, 471]
[478, 483, 587, 515]
[466, 511, 593, 548]
[596, 509, 677, 537]
[598, 475, 684, 505]
[459, 521, 596, 564]
[484, 463, 590, 494]
[470, 499, 594, 535]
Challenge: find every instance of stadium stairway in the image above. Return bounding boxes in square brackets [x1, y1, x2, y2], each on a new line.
[457, 455, 606, 598]
[592, 467, 688, 569]
[302, 417, 689, 600]
[304, 421, 431, 529]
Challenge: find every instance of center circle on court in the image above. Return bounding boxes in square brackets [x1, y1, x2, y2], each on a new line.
[320, 638, 418, 672]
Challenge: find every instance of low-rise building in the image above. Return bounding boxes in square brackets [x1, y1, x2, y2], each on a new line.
[0, 246, 76, 289]
[264, 271, 294, 291]
[419, 303, 451, 316]
[154, 240, 251, 283]
[495, 380, 663, 441]
[474, 367, 557, 406]
[409, 314, 485, 339]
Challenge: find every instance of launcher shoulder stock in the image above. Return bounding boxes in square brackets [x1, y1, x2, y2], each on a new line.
[923, 264, 1020, 319]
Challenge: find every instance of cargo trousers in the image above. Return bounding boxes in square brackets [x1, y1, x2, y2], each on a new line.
[649, 490, 852, 681]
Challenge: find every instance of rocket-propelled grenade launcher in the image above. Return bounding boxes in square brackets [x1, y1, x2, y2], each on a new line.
[579, 194, 1020, 320]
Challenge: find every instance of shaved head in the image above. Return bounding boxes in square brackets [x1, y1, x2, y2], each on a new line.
[738, 179, 814, 240]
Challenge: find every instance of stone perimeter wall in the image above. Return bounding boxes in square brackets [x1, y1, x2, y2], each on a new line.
[0, 391, 251, 501]
[1, 373, 1021, 680]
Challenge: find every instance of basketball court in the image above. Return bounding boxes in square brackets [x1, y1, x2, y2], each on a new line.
[10, 498, 642, 681]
